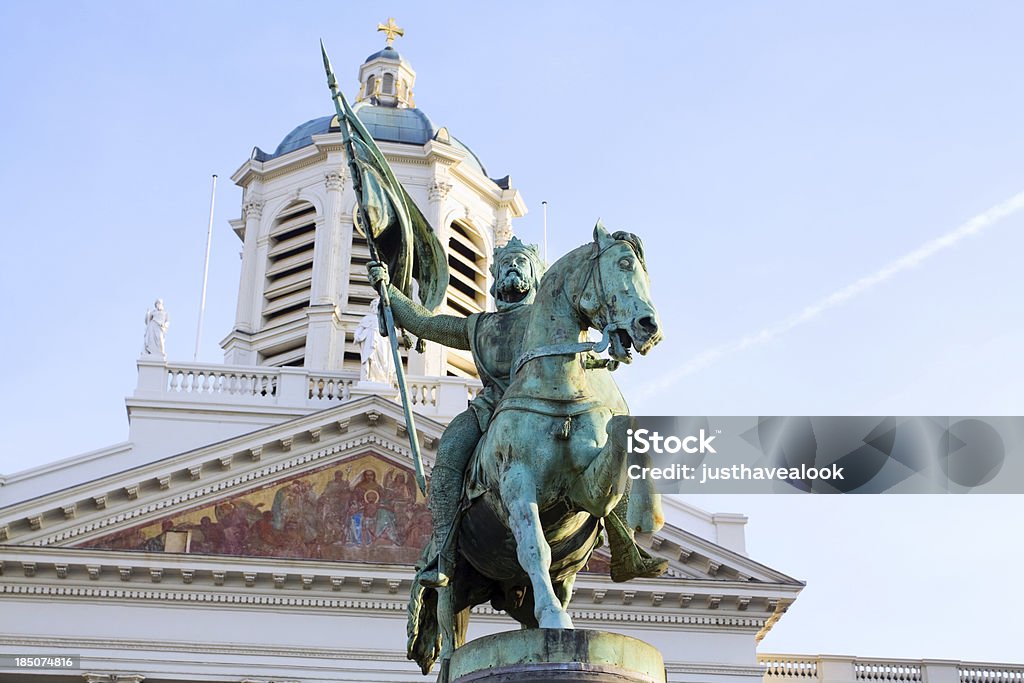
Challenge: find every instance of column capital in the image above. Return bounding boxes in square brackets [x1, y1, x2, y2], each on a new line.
[428, 179, 453, 202]
[325, 171, 348, 191]
[243, 200, 264, 219]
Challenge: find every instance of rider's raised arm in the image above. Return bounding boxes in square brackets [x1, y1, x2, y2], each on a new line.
[367, 261, 471, 350]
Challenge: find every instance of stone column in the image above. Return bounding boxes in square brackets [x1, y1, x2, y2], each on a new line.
[495, 201, 514, 247]
[311, 170, 346, 305]
[235, 199, 264, 334]
[410, 177, 454, 377]
[223, 199, 263, 365]
[305, 171, 348, 370]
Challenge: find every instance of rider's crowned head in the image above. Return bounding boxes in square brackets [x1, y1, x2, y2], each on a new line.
[490, 237, 545, 312]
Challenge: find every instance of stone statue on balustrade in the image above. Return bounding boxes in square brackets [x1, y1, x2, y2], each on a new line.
[354, 298, 395, 384]
[143, 299, 170, 358]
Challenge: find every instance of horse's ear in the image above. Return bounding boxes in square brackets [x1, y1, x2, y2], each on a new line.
[593, 219, 612, 246]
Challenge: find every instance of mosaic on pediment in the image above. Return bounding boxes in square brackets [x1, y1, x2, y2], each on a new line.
[77, 452, 432, 565]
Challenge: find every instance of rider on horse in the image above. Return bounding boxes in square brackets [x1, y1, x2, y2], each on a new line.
[367, 237, 667, 588]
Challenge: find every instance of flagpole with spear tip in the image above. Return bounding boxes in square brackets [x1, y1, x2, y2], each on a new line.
[321, 40, 427, 495]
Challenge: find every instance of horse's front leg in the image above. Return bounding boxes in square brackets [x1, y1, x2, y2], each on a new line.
[501, 463, 574, 629]
[569, 415, 663, 533]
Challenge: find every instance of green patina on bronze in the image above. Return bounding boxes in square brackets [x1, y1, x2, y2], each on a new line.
[449, 629, 666, 683]
[323, 36, 667, 681]
[391, 224, 668, 677]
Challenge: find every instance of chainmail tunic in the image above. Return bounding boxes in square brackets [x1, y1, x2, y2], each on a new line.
[387, 284, 532, 432]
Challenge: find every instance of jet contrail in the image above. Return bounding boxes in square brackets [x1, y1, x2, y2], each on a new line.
[644, 189, 1024, 395]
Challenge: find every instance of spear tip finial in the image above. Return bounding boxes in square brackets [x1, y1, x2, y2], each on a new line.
[320, 39, 337, 88]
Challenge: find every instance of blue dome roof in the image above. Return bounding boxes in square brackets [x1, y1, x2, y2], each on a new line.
[258, 104, 489, 176]
[364, 46, 404, 63]
[270, 115, 335, 157]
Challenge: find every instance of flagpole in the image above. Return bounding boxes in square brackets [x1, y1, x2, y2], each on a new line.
[321, 41, 428, 495]
[542, 200, 548, 264]
[194, 174, 217, 361]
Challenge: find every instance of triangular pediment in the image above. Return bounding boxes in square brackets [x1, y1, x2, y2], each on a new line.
[0, 396, 445, 558]
[74, 449, 431, 565]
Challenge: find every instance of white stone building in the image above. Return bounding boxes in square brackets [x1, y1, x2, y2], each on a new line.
[0, 28, 1019, 683]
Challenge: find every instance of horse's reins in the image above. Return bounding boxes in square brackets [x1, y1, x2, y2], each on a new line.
[510, 239, 637, 378]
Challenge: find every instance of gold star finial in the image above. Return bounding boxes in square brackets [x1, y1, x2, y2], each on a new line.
[377, 17, 404, 47]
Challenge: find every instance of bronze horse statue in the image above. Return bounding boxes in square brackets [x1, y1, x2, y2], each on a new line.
[407, 223, 664, 674]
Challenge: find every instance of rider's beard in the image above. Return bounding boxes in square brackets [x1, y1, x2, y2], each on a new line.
[497, 269, 531, 305]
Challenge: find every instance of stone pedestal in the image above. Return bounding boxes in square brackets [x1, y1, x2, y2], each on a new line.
[448, 629, 665, 683]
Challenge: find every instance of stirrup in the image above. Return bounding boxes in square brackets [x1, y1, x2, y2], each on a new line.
[419, 555, 450, 588]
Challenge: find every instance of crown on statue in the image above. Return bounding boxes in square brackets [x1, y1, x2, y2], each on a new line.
[491, 237, 543, 277]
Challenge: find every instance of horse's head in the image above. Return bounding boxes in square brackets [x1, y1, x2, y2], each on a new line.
[575, 221, 663, 363]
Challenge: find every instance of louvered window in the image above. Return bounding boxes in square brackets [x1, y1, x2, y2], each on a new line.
[262, 202, 316, 351]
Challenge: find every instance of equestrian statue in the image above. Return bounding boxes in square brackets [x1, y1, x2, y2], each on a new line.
[321, 40, 667, 681]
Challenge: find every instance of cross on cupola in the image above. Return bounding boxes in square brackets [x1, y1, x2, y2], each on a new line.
[377, 17, 404, 47]
[357, 18, 416, 108]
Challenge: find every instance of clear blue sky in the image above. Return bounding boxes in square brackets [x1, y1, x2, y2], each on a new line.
[1, 0, 1022, 663]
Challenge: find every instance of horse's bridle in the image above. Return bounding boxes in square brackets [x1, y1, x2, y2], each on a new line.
[511, 239, 642, 378]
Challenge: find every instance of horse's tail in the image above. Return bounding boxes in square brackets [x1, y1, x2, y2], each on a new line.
[406, 567, 472, 675]
[407, 544, 441, 674]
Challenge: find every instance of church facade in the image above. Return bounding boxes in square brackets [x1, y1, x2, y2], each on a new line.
[0, 24, 1018, 683]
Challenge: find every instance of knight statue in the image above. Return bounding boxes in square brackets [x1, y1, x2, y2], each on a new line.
[367, 238, 666, 589]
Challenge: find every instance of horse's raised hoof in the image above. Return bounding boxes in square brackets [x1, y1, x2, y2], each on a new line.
[538, 606, 575, 630]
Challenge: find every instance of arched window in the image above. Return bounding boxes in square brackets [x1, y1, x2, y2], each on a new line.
[445, 221, 487, 378]
[260, 201, 316, 366]
[382, 73, 394, 94]
[366, 75, 376, 98]
[447, 221, 487, 313]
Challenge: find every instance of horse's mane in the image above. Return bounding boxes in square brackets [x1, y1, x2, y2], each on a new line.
[537, 230, 648, 296]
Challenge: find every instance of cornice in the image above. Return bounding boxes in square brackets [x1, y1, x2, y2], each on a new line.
[0, 546, 791, 629]
[263, 151, 331, 183]
[1, 442, 133, 488]
[635, 525, 804, 587]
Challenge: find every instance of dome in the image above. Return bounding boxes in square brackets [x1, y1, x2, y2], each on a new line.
[258, 104, 488, 176]
[363, 46, 405, 63]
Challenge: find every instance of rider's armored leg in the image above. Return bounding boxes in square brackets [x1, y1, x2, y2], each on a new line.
[421, 409, 481, 588]
[605, 494, 669, 583]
